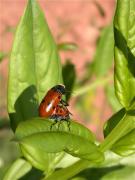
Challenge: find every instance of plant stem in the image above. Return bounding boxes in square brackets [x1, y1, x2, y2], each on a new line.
[99, 113, 132, 152]
[73, 75, 112, 97]
[44, 113, 135, 180]
[44, 160, 92, 180]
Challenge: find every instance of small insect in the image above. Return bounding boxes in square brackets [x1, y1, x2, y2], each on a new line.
[50, 104, 71, 121]
[39, 84, 72, 130]
[39, 84, 68, 118]
[50, 104, 72, 130]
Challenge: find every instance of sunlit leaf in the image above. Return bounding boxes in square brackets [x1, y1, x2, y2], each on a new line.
[104, 108, 125, 137]
[71, 153, 135, 180]
[15, 119, 95, 142]
[14, 119, 103, 171]
[3, 158, 32, 180]
[106, 85, 122, 112]
[14, 119, 95, 171]
[8, 0, 63, 131]
[71, 166, 135, 180]
[114, 0, 135, 108]
[7, 0, 64, 174]
[112, 129, 135, 156]
[100, 112, 135, 152]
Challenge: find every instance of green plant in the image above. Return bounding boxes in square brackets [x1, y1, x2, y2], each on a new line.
[3, 0, 135, 179]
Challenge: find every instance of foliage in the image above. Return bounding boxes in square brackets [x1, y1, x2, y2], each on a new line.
[2, 0, 135, 179]
[0, 52, 8, 62]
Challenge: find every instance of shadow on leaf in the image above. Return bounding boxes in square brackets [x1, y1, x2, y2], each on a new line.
[20, 167, 43, 180]
[73, 165, 124, 180]
[114, 27, 135, 77]
[9, 85, 38, 132]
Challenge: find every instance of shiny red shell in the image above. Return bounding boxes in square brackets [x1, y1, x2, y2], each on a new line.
[39, 84, 66, 118]
[50, 105, 70, 120]
[39, 89, 63, 117]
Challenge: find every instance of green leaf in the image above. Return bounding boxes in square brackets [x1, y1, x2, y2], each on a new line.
[20, 133, 103, 162]
[92, 24, 114, 77]
[56, 153, 79, 168]
[0, 127, 21, 179]
[45, 160, 92, 180]
[20, 143, 64, 173]
[14, 119, 103, 170]
[14, 119, 95, 171]
[15, 119, 95, 142]
[72, 166, 135, 180]
[71, 153, 135, 180]
[105, 85, 122, 112]
[71, 154, 135, 180]
[58, 42, 78, 51]
[102, 166, 135, 180]
[46, 153, 135, 180]
[8, 0, 63, 131]
[62, 61, 76, 101]
[114, 0, 135, 108]
[44, 151, 121, 180]
[112, 129, 135, 156]
[3, 158, 32, 180]
[104, 108, 125, 137]
[19, 168, 43, 180]
[100, 112, 135, 152]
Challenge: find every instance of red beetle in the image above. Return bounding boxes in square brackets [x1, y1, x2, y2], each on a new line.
[50, 104, 71, 121]
[50, 104, 72, 130]
[39, 84, 68, 118]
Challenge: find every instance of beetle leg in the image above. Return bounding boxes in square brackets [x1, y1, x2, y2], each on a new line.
[60, 99, 69, 106]
[50, 117, 58, 130]
[61, 118, 71, 131]
[58, 121, 62, 130]
[50, 120, 57, 130]
[66, 120, 71, 131]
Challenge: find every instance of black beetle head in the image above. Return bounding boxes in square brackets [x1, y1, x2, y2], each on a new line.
[52, 84, 66, 94]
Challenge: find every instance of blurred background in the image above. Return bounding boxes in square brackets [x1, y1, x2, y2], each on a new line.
[0, 0, 119, 178]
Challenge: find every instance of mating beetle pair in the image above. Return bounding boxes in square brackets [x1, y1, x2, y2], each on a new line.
[38, 84, 71, 128]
